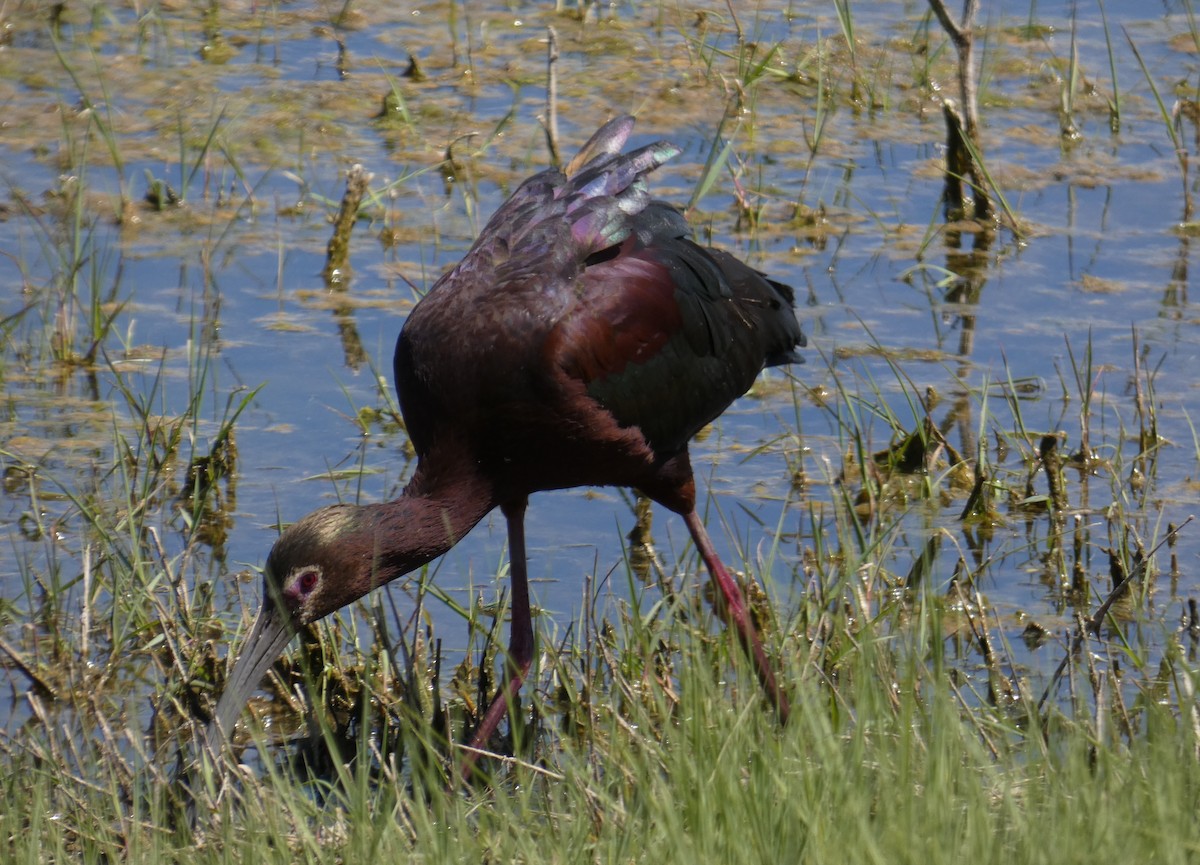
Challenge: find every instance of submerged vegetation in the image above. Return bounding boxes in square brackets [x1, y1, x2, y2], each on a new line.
[2, 0, 1200, 860]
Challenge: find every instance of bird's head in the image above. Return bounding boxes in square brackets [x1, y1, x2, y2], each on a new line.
[204, 505, 368, 753]
[264, 505, 368, 625]
[201, 485, 488, 756]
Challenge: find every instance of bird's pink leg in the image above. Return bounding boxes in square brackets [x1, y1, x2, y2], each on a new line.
[461, 498, 534, 781]
[683, 509, 790, 724]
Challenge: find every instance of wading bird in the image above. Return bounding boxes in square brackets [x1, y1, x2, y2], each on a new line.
[205, 115, 804, 777]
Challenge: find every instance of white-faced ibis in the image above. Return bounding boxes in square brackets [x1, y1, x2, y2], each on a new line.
[205, 116, 804, 775]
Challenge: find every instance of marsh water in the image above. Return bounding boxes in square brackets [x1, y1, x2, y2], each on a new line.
[2, 1, 1200, 738]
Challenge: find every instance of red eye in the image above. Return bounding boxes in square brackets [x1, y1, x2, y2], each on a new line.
[298, 570, 318, 595]
[281, 568, 320, 611]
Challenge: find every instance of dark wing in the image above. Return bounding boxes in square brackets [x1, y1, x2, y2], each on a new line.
[395, 114, 803, 463]
[548, 202, 804, 455]
[395, 116, 680, 456]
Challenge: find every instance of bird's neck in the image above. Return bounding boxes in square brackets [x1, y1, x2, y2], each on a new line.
[350, 456, 497, 590]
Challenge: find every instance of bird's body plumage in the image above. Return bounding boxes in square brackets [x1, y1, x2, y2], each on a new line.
[395, 131, 802, 508]
[205, 116, 804, 774]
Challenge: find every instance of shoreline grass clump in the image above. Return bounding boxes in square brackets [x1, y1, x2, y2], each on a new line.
[5, 566, 1200, 863]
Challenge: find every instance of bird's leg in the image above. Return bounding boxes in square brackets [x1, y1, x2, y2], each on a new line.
[461, 497, 535, 781]
[683, 509, 791, 724]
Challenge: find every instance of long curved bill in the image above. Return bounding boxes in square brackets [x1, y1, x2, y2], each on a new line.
[203, 601, 296, 759]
